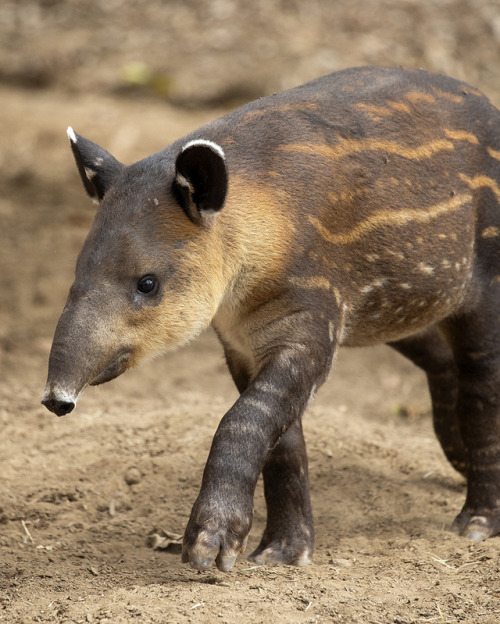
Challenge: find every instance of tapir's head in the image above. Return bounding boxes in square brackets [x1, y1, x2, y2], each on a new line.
[42, 128, 233, 416]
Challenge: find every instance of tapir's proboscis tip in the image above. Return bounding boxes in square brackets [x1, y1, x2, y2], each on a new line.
[42, 387, 77, 417]
[41, 396, 76, 417]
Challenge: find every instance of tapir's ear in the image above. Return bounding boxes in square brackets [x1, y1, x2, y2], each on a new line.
[67, 127, 125, 201]
[172, 139, 228, 224]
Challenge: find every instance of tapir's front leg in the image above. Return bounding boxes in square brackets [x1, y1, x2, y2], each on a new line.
[219, 344, 315, 566]
[182, 328, 335, 572]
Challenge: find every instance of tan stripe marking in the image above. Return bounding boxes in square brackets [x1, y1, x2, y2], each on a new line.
[329, 189, 357, 203]
[459, 173, 500, 204]
[388, 101, 411, 114]
[280, 137, 455, 162]
[355, 103, 393, 119]
[487, 146, 500, 161]
[404, 91, 435, 104]
[290, 276, 331, 290]
[431, 87, 463, 104]
[482, 226, 499, 238]
[244, 101, 319, 122]
[444, 128, 479, 144]
[308, 193, 472, 245]
[459, 84, 484, 98]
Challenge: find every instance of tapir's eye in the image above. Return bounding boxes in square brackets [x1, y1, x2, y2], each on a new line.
[137, 275, 158, 295]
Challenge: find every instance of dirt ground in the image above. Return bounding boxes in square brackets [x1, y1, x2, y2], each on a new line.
[2, 1, 500, 623]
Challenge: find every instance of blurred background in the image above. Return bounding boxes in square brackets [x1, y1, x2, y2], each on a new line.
[1, 0, 500, 359]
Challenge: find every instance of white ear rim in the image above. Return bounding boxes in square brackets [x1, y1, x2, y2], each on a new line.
[181, 138, 225, 160]
[67, 126, 77, 143]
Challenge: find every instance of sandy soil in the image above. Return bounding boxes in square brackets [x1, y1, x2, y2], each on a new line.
[2, 1, 500, 623]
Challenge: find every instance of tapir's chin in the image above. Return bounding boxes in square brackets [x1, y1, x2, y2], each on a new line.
[90, 348, 132, 386]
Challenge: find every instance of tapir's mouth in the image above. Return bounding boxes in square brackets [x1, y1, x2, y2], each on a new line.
[90, 348, 132, 386]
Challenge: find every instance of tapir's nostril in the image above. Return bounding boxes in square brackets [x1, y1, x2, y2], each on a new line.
[56, 400, 75, 416]
[42, 397, 76, 417]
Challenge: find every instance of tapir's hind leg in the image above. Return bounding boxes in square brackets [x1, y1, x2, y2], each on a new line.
[249, 417, 314, 566]
[444, 296, 500, 541]
[388, 327, 466, 475]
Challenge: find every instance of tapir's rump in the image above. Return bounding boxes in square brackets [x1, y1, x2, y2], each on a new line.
[43, 67, 500, 571]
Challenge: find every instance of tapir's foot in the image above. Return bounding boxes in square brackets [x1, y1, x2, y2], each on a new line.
[248, 525, 313, 566]
[182, 493, 253, 572]
[182, 533, 249, 572]
[452, 507, 500, 542]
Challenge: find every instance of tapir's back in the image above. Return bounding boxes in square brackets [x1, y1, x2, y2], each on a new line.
[203, 66, 500, 178]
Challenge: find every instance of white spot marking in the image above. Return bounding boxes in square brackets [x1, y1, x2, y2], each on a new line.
[387, 249, 405, 260]
[418, 263, 434, 274]
[93, 156, 104, 167]
[153, 197, 159, 206]
[332, 287, 342, 306]
[400, 283, 412, 289]
[328, 320, 334, 342]
[362, 278, 388, 294]
[181, 138, 225, 160]
[67, 126, 77, 143]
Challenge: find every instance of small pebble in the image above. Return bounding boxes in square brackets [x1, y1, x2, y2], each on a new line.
[124, 466, 142, 485]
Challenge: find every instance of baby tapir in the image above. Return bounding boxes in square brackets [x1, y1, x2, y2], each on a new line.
[42, 66, 500, 572]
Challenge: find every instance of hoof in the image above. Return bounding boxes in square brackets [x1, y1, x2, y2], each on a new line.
[453, 510, 500, 541]
[248, 541, 312, 566]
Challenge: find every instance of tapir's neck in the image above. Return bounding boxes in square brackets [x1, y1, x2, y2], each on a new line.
[215, 174, 297, 310]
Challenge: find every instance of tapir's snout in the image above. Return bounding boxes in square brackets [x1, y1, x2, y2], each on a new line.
[41, 279, 137, 417]
[41, 388, 77, 417]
